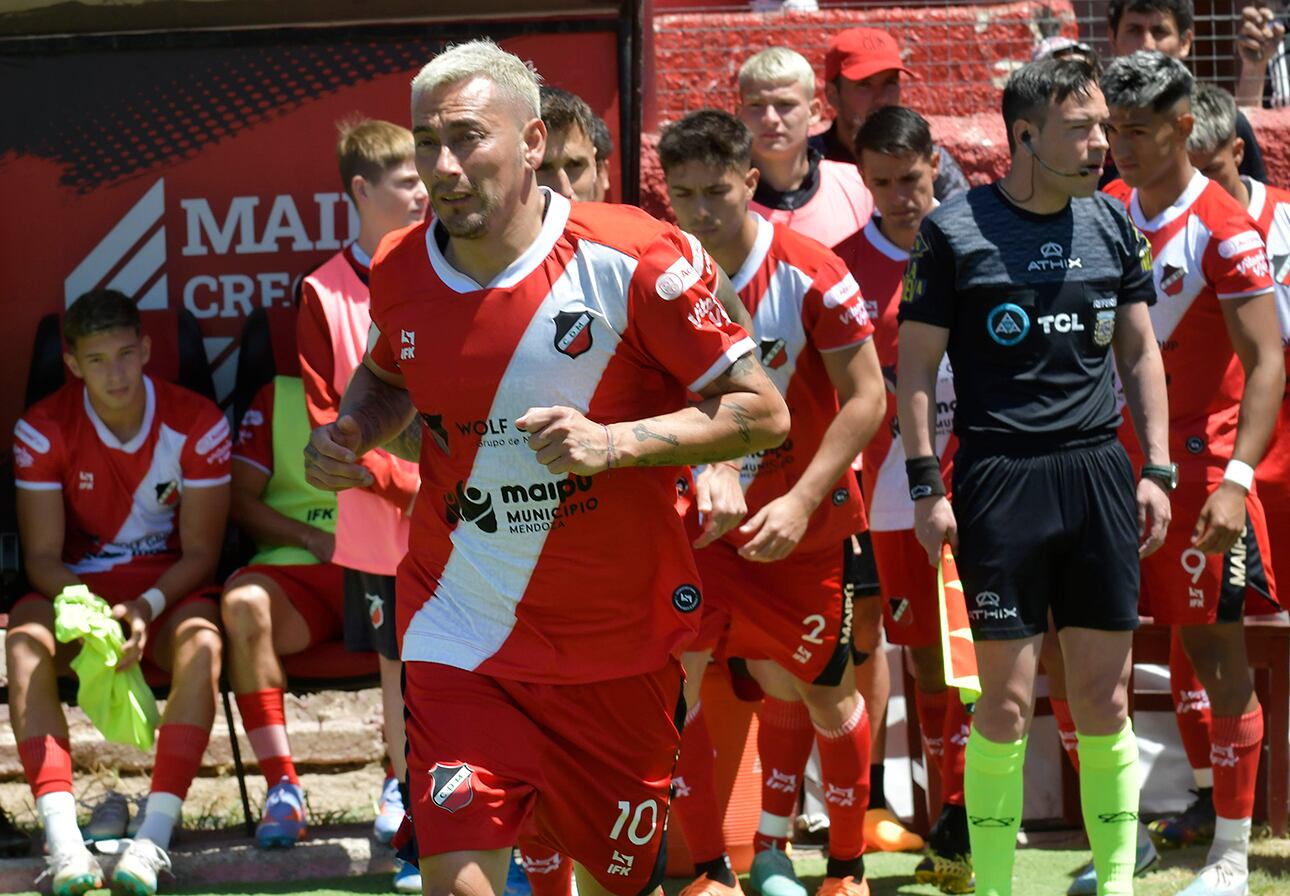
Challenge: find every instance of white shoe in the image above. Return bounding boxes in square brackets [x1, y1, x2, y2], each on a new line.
[112, 838, 173, 896]
[37, 845, 104, 896]
[1175, 855, 1249, 896]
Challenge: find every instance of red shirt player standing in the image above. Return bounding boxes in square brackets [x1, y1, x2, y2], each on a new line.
[304, 40, 789, 896]
[1103, 52, 1285, 893]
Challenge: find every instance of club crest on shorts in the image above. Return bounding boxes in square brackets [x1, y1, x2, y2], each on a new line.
[429, 762, 474, 813]
[672, 584, 701, 613]
[1093, 310, 1115, 347]
[553, 310, 594, 359]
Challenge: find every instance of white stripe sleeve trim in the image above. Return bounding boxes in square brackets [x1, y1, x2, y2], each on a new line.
[232, 456, 272, 476]
[689, 336, 758, 393]
[1218, 287, 1275, 301]
[183, 475, 232, 488]
[14, 481, 62, 491]
[818, 333, 874, 353]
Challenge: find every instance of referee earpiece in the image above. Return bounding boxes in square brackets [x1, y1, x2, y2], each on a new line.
[1021, 132, 1032, 144]
[1019, 129, 1092, 178]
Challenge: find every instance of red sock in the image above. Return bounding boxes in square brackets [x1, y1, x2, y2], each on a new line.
[754, 697, 814, 853]
[815, 698, 872, 861]
[1050, 697, 1080, 772]
[18, 735, 73, 799]
[915, 688, 948, 768]
[1169, 628, 1214, 779]
[671, 702, 727, 865]
[236, 688, 298, 785]
[942, 694, 970, 806]
[150, 724, 210, 799]
[1211, 707, 1263, 820]
[519, 843, 573, 896]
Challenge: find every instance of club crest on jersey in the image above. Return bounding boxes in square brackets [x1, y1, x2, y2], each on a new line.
[759, 338, 787, 369]
[553, 310, 594, 359]
[1273, 253, 1290, 285]
[986, 303, 1029, 346]
[1159, 264, 1186, 296]
[429, 762, 474, 813]
[1093, 310, 1116, 347]
[155, 480, 181, 507]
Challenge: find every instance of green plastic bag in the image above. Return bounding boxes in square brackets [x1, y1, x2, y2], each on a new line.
[53, 585, 160, 750]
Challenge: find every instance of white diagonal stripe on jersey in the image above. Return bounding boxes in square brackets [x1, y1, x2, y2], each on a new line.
[1269, 200, 1290, 341]
[72, 423, 186, 575]
[400, 241, 634, 669]
[731, 214, 774, 292]
[1146, 218, 1209, 343]
[65, 179, 165, 306]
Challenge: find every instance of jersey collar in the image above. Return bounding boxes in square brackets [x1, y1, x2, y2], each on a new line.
[425, 188, 571, 294]
[1129, 169, 1208, 232]
[730, 212, 775, 292]
[1244, 176, 1267, 220]
[83, 374, 155, 454]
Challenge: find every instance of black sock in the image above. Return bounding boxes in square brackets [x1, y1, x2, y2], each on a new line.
[931, 804, 969, 856]
[868, 763, 886, 810]
[693, 855, 736, 887]
[826, 855, 865, 881]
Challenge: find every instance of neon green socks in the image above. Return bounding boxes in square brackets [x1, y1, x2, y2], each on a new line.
[965, 729, 1026, 896]
[1077, 722, 1140, 896]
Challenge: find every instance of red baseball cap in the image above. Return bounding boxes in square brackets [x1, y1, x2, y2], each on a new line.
[824, 28, 916, 83]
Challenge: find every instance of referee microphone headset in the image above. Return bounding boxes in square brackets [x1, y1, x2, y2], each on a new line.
[1021, 131, 1093, 178]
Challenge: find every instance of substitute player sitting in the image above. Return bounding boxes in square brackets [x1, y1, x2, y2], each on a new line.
[833, 106, 972, 894]
[660, 109, 887, 896]
[8, 289, 230, 896]
[304, 40, 790, 896]
[898, 57, 1171, 896]
[1101, 52, 1285, 896]
[219, 377, 347, 847]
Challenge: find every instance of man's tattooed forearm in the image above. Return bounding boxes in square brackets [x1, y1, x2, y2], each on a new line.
[726, 400, 753, 445]
[632, 422, 680, 446]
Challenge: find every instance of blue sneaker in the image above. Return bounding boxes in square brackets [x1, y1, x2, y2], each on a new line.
[256, 777, 307, 849]
[374, 776, 404, 846]
[1065, 824, 1158, 895]
[393, 858, 422, 894]
[749, 849, 806, 896]
[505, 852, 533, 896]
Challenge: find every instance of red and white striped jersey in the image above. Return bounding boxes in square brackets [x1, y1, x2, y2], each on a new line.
[834, 218, 956, 531]
[13, 376, 230, 576]
[719, 214, 873, 552]
[1245, 177, 1290, 501]
[366, 191, 755, 683]
[1105, 173, 1274, 470]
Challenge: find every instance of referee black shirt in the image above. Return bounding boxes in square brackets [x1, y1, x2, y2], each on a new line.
[897, 184, 1156, 451]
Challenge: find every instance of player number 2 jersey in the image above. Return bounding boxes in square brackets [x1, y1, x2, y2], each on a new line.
[366, 190, 755, 684]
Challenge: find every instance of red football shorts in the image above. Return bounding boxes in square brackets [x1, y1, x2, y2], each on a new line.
[404, 660, 683, 896]
[690, 539, 852, 686]
[224, 562, 345, 648]
[15, 566, 218, 666]
[871, 528, 941, 648]
[1139, 477, 1279, 625]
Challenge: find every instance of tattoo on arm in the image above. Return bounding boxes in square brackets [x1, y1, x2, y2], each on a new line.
[726, 400, 753, 445]
[632, 422, 680, 447]
[724, 354, 756, 379]
[385, 417, 424, 462]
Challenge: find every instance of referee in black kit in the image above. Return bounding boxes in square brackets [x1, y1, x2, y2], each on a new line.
[894, 57, 1172, 896]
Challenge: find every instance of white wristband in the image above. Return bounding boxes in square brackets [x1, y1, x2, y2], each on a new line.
[139, 587, 166, 620]
[1223, 459, 1255, 491]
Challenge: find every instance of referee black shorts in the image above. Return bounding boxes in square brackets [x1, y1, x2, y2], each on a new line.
[951, 438, 1141, 640]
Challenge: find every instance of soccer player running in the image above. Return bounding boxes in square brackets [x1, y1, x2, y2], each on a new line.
[9, 290, 231, 896]
[303, 40, 790, 896]
[897, 57, 1172, 896]
[660, 109, 886, 896]
[1101, 52, 1285, 896]
[832, 106, 972, 894]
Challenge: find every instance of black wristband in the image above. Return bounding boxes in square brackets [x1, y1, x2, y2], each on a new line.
[906, 455, 946, 501]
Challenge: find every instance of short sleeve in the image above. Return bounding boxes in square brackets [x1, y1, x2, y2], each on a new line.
[626, 228, 756, 393]
[366, 319, 403, 379]
[896, 219, 957, 328]
[1203, 218, 1275, 300]
[1119, 217, 1156, 306]
[13, 412, 64, 490]
[805, 254, 874, 352]
[233, 382, 275, 476]
[182, 403, 232, 488]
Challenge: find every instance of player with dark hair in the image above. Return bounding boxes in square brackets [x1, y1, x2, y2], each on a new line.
[305, 40, 789, 896]
[537, 86, 602, 204]
[898, 57, 1171, 896]
[834, 105, 974, 894]
[9, 289, 231, 896]
[660, 107, 886, 896]
[1101, 51, 1285, 896]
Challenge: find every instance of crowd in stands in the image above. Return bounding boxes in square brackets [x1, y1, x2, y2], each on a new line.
[3, 3, 1289, 896]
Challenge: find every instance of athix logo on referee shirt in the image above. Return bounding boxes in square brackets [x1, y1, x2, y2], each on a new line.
[1027, 242, 1082, 271]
